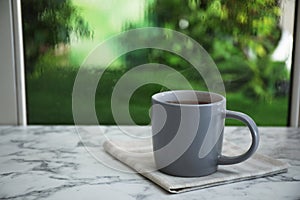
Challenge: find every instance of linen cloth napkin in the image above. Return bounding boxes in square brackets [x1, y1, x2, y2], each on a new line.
[103, 139, 288, 193]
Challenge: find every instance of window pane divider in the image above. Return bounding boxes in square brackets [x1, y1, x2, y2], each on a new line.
[290, 1, 300, 127]
[12, 0, 27, 126]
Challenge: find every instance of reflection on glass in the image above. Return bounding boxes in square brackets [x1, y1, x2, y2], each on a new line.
[22, 0, 295, 125]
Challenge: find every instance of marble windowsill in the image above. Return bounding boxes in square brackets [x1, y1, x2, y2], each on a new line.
[0, 126, 299, 199]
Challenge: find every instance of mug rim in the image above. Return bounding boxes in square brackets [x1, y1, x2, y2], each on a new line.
[151, 90, 225, 107]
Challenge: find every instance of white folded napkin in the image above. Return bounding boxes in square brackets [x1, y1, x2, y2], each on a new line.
[103, 139, 288, 193]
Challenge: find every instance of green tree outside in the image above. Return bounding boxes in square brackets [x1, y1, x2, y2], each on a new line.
[23, 0, 290, 125]
[125, 0, 288, 100]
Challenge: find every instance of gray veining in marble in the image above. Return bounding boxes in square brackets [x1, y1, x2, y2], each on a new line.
[0, 126, 299, 199]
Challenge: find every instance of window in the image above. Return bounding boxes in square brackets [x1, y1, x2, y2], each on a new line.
[1, 0, 299, 126]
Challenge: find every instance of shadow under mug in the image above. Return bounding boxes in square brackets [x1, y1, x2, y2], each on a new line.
[151, 90, 259, 177]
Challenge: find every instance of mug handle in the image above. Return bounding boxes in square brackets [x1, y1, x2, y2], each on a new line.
[218, 110, 260, 165]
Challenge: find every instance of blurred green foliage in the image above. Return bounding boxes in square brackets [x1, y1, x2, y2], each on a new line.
[125, 0, 288, 100]
[22, 0, 93, 73]
[22, 0, 290, 125]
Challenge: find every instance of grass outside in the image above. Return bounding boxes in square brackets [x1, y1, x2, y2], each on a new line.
[26, 67, 289, 126]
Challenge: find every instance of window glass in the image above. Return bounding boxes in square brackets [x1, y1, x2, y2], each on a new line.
[22, 0, 295, 125]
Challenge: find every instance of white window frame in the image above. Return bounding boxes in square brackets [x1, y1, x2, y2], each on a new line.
[0, 0, 299, 126]
[0, 0, 26, 125]
[290, 1, 300, 127]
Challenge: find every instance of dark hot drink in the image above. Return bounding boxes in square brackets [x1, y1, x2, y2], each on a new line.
[167, 100, 211, 105]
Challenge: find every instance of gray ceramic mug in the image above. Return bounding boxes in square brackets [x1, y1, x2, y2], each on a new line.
[151, 90, 259, 177]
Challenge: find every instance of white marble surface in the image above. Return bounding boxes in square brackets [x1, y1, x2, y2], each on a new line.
[0, 126, 299, 199]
